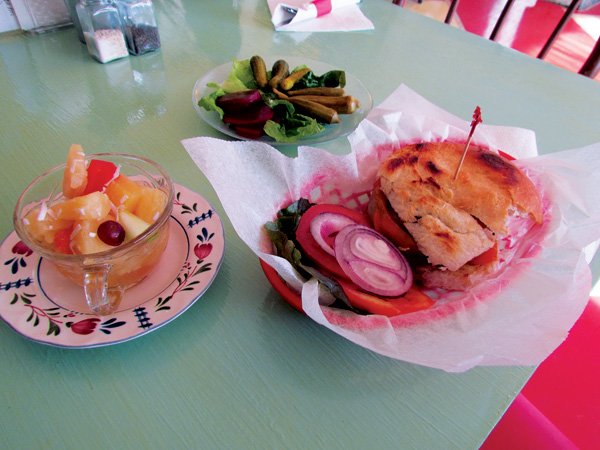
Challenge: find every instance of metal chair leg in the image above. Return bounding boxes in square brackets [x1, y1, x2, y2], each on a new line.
[579, 37, 600, 78]
[444, 0, 460, 24]
[537, 0, 582, 59]
[489, 0, 517, 41]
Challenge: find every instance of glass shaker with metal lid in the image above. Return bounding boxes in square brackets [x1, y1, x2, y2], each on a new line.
[76, 0, 128, 63]
[116, 0, 161, 55]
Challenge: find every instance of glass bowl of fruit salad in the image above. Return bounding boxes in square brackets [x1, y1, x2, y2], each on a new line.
[13, 146, 174, 315]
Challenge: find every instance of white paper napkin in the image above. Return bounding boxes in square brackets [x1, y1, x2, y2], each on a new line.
[267, 0, 374, 32]
[182, 84, 600, 372]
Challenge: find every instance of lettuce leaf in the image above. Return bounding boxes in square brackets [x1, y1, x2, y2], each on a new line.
[264, 198, 353, 309]
[198, 59, 257, 119]
[262, 97, 324, 142]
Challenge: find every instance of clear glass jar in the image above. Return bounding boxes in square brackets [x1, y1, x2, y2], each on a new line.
[76, 0, 129, 63]
[63, 0, 85, 42]
[116, 0, 161, 55]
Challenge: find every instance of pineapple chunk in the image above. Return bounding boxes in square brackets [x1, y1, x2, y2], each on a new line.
[52, 191, 111, 221]
[62, 144, 88, 198]
[134, 187, 167, 224]
[70, 219, 113, 255]
[22, 204, 73, 246]
[105, 175, 143, 212]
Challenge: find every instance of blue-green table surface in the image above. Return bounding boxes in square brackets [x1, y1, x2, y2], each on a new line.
[2, 1, 600, 449]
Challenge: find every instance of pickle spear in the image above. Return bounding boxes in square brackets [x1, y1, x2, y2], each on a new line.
[279, 67, 311, 91]
[269, 59, 290, 91]
[288, 95, 359, 114]
[288, 98, 340, 124]
[287, 87, 346, 97]
[250, 55, 268, 89]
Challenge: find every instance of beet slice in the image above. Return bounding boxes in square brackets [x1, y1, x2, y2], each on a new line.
[216, 89, 262, 114]
[232, 124, 265, 139]
[223, 103, 274, 126]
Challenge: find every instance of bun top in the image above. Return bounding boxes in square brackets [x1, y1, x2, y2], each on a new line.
[376, 142, 543, 271]
[377, 141, 542, 234]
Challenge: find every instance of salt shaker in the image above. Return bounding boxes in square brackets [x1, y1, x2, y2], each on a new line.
[76, 0, 129, 63]
[116, 0, 161, 55]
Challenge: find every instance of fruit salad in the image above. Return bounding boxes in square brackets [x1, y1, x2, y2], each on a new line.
[22, 145, 168, 256]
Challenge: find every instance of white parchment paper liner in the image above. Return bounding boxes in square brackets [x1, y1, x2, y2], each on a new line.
[182, 84, 600, 372]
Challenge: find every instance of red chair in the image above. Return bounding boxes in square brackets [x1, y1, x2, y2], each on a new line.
[536, 0, 600, 78]
[392, 0, 460, 25]
[481, 298, 600, 450]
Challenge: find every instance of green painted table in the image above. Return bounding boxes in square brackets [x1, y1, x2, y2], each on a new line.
[1, 1, 600, 449]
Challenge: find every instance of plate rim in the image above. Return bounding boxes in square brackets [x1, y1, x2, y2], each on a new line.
[192, 55, 373, 146]
[0, 183, 225, 349]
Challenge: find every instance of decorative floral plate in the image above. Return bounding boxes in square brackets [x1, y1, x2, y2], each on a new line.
[0, 184, 225, 348]
[192, 56, 373, 145]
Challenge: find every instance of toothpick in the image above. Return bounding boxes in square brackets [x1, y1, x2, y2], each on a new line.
[453, 106, 482, 180]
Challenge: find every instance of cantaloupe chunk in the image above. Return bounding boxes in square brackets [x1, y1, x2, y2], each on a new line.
[62, 144, 88, 198]
[52, 191, 111, 221]
[134, 187, 167, 224]
[104, 175, 143, 212]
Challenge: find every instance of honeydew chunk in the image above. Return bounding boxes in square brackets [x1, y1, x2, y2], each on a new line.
[119, 210, 150, 241]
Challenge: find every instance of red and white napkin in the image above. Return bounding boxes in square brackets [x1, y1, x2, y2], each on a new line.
[267, 0, 374, 32]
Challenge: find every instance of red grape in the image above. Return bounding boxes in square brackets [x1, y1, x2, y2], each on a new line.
[98, 220, 125, 246]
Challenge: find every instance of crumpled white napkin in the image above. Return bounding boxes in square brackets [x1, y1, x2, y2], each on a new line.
[182, 84, 600, 372]
[267, 0, 374, 32]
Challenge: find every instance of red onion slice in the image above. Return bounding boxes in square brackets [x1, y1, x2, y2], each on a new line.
[334, 225, 413, 297]
[310, 212, 357, 256]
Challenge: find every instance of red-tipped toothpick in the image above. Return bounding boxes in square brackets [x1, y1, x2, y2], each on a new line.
[453, 106, 482, 180]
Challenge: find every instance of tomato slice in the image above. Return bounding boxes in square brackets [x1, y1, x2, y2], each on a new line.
[370, 188, 417, 251]
[83, 159, 118, 194]
[296, 204, 369, 280]
[468, 242, 498, 265]
[339, 280, 434, 317]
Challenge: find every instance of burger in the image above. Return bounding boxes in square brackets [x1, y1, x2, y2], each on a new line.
[369, 141, 543, 290]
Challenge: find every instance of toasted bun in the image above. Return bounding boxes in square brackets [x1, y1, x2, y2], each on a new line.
[375, 141, 543, 288]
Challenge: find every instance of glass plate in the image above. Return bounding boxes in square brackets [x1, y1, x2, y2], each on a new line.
[0, 184, 224, 348]
[192, 56, 373, 146]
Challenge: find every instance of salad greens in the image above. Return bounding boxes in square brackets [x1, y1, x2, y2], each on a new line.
[264, 198, 353, 309]
[199, 58, 347, 142]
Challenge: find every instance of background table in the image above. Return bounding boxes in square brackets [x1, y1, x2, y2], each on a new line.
[2, 1, 600, 449]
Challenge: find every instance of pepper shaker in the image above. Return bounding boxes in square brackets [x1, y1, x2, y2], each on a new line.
[76, 0, 129, 63]
[116, 0, 161, 55]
